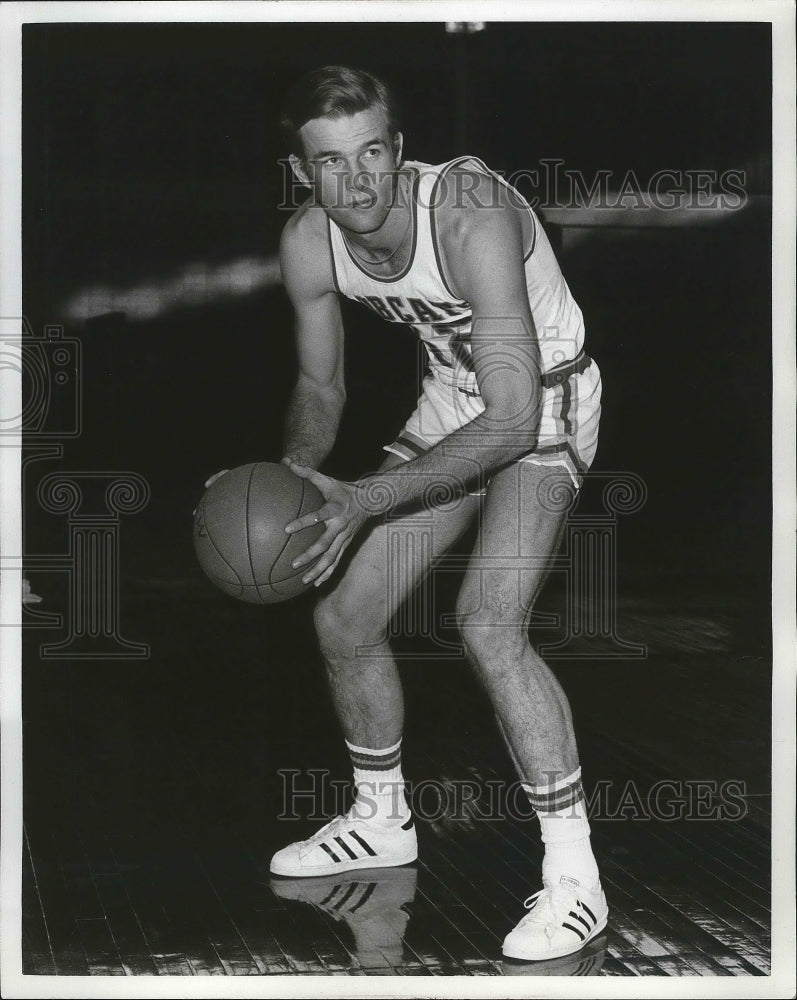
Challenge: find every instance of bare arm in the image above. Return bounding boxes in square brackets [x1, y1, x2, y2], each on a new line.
[280, 212, 346, 469]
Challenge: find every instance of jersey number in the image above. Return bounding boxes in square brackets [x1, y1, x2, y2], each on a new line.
[427, 321, 476, 374]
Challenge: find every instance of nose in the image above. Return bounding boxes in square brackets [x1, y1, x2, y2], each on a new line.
[335, 163, 361, 199]
[348, 167, 369, 194]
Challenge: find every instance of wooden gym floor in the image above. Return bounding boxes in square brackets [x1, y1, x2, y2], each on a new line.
[21, 568, 771, 978]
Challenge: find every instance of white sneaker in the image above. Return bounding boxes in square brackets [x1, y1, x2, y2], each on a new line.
[502, 882, 608, 961]
[269, 807, 417, 877]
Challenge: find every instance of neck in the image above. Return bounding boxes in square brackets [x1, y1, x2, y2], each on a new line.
[344, 169, 412, 259]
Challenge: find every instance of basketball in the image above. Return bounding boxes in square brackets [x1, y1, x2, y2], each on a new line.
[193, 462, 326, 603]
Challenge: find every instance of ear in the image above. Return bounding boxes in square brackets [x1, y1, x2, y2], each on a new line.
[393, 132, 404, 167]
[289, 153, 312, 187]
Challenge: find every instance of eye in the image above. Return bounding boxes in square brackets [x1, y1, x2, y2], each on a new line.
[322, 156, 342, 167]
[363, 148, 380, 160]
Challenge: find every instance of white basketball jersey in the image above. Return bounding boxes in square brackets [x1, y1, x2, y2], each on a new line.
[327, 156, 585, 392]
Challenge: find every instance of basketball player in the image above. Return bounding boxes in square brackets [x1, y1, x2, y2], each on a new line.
[269, 66, 606, 961]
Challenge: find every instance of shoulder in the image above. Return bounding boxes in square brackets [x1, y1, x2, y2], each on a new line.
[432, 161, 526, 252]
[279, 199, 331, 264]
[430, 163, 527, 294]
[279, 201, 337, 300]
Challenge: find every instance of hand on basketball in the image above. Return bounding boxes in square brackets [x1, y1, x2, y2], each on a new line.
[192, 469, 230, 517]
[284, 461, 369, 587]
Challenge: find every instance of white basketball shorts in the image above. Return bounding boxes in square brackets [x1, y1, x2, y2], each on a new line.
[383, 352, 602, 492]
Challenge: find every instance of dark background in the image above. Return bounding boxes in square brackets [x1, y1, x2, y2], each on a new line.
[21, 19, 772, 652]
[18, 25, 775, 974]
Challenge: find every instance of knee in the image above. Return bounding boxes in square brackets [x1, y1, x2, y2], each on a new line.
[455, 588, 527, 677]
[313, 583, 385, 659]
[460, 624, 526, 680]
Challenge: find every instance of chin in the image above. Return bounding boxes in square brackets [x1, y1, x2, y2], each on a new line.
[332, 207, 390, 234]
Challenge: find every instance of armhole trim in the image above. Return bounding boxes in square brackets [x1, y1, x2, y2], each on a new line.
[429, 156, 474, 300]
[430, 155, 537, 285]
[524, 211, 538, 261]
[326, 215, 343, 295]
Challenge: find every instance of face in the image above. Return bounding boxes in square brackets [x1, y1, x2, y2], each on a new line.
[292, 106, 403, 234]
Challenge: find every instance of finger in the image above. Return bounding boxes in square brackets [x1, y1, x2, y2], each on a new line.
[286, 460, 313, 479]
[314, 549, 344, 587]
[301, 535, 345, 585]
[290, 526, 338, 570]
[285, 504, 337, 534]
[287, 461, 333, 493]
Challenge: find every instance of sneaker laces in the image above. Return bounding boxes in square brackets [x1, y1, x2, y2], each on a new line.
[299, 800, 385, 848]
[519, 885, 579, 937]
[301, 809, 356, 847]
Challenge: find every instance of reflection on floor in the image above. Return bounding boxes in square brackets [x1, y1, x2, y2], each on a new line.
[21, 576, 771, 977]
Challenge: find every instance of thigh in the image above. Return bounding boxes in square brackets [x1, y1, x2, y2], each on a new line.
[324, 452, 481, 620]
[458, 459, 575, 623]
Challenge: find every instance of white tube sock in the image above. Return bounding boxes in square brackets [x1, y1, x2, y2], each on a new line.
[346, 738, 408, 822]
[523, 767, 601, 892]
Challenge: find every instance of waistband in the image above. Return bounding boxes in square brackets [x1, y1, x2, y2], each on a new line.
[453, 349, 592, 396]
[541, 350, 592, 389]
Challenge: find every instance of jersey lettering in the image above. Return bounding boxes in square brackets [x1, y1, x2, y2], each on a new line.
[361, 296, 395, 323]
[407, 298, 443, 323]
[430, 319, 476, 374]
[385, 296, 415, 322]
[355, 293, 468, 327]
[429, 300, 465, 317]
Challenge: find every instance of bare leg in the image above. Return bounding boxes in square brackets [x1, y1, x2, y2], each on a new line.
[270, 461, 481, 877]
[314, 456, 480, 750]
[455, 460, 577, 784]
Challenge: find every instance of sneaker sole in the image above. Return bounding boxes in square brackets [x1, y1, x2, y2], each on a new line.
[502, 933, 608, 975]
[269, 845, 418, 878]
[501, 911, 608, 962]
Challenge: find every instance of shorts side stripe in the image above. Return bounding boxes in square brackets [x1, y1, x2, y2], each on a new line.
[560, 377, 573, 436]
[395, 434, 429, 457]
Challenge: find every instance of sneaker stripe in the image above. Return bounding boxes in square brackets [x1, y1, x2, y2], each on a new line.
[349, 882, 377, 913]
[579, 900, 597, 923]
[319, 842, 341, 863]
[562, 920, 586, 941]
[332, 882, 360, 910]
[348, 831, 377, 856]
[570, 910, 592, 932]
[334, 836, 359, 860]
[320, 885, 344, 906]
